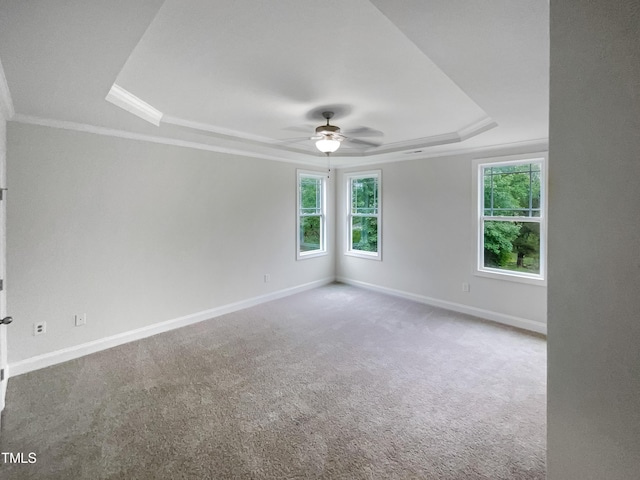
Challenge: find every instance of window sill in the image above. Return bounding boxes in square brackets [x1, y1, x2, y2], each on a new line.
[297, 250, 328, 261]
[474, 268, 546, 287]
[344, 250, 381, 261]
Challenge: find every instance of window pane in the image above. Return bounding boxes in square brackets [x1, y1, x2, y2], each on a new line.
[300, 216, 321, 252]
[487, 171, 531, 210]
[351, 177, 378, 214]
[483, 180, 492, 214]
[351, 216, 378, 252]
[483, 163, 541, 217]
[483, 220, 540, 274]
[300, 177, 321, 214]
[531, 171, 541, 212]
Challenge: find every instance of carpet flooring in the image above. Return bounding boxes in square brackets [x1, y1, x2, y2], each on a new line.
[0, 283, 546, 479]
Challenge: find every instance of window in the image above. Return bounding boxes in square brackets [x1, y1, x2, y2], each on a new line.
[297, 170, 326, 259]
[346, 171, 381, 259]
[476, 156, 546, 283]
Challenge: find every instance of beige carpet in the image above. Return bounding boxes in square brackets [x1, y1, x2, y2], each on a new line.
[0, 283, 546, 479]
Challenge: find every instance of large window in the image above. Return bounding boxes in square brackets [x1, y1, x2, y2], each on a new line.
[477, 156, 546, 282]
[297, 170, 326, 259]
[346, 171, 381, 259]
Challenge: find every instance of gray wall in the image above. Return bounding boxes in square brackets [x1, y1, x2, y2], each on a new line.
[7, 123, 334, 363]
[336, 152, 547, 328]
[548, 0, 640, 478]
[0, 115, 7, 408]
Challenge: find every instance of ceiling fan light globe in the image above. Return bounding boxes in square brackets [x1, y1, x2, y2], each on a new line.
[315, 138, 341, 153]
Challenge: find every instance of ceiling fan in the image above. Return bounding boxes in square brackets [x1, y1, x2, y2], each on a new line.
[313, 111, 344, 154]
[286, 111, 382, 154]
[313, 111, 383, 154]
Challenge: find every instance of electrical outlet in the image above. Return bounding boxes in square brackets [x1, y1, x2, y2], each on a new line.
[264, 274, 270, 283]
[74, 313, 87, 327]
[462, 283, 471, 293]
[33, 321, 46, 336]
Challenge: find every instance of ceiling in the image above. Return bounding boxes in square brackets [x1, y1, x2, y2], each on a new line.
[0, 0, 549, 167]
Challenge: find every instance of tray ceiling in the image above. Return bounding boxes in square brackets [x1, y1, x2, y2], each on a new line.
[0, 0, 549, 166]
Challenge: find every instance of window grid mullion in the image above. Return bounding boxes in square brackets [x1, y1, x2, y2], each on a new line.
[481, 215, 542, 222]
[490, 167, 495, 216]
[529, 163, 533, 216]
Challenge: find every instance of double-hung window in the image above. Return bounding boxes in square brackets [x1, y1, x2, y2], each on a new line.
[476, 156, 546, 283]
[346, 171, 381, 259]
[297, 170, 326, 259]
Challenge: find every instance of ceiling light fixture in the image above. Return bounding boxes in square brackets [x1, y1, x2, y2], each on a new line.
[314, 111, 344, 155]
[315, 136, 341, 154]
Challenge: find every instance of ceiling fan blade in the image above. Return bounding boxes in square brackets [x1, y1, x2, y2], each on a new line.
[273, 136, 312, 145]
[344, 137, 383, 148]
[282, 125, 316, 133]
[341, 126, 384, 137]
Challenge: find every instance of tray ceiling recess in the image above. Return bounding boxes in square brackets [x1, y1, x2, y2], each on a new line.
[106, 0, 496, 163]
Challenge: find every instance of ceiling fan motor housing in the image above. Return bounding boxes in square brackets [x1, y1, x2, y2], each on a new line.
[316, 124, 341, 135]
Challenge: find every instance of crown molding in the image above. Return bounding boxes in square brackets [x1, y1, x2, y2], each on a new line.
[451, 137, 549, 158]
[458, 116, 498, 141]
[333, 116, 498, 157]
[358, 131, 460, 155]
[10, 113, 547, 169]
[162, 115, 279, 145]
[105, 84, 163, 126]
[102, 85, 499, 160]
[10, 114, 318, 165]
[333, 137, 549, 169]
[0, 57, 15, 121]
[159, 113, 499, 159]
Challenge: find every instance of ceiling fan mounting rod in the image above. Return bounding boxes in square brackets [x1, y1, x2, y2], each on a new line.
[322, 111, 334, 124]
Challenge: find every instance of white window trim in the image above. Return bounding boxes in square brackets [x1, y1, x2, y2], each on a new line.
[345, 170, 382, 260]
[472, 153, 547, 286]
[297, 169, 327, 260]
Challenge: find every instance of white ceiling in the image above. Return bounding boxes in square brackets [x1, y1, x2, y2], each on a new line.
[0, 0, 549, 166]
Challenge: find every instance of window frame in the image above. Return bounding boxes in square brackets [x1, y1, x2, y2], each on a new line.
[473, 154, 547, 285]
[345, 170, 382, 260]
[296, 169, 327, 260]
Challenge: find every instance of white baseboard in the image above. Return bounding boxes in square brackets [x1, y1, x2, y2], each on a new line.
[8, 277, 335, 378]
[336, 277, 547, 335]
[8, 276, 544, 378]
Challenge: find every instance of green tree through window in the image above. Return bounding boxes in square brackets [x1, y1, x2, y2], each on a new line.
[297, 172, 325, 258]
[347, 172, 381, 258]
[481, 161, 544, 276]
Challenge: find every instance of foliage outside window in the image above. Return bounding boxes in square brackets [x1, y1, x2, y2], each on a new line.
[346, 171, 381, 259]
[297, 171, 326, 259]
[479, 158, 545, 281]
